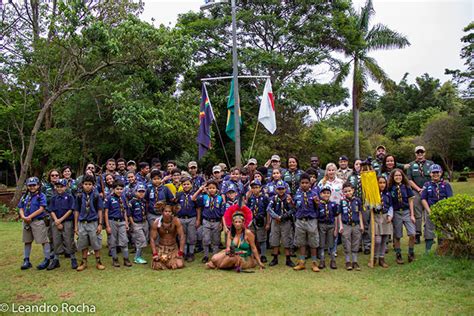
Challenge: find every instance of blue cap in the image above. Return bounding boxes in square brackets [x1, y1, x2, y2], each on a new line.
[224, 184, 237, 194]
[55, 178, 68, 186]
[430, 164, 442, 173]
[339, 155, 349, 161]
[26, 177, 39, 186]
[250, 179, 262, 187]
[136, 184, 147, 192]
[320, 185, 331, 193]
[276, 180, 286, 189]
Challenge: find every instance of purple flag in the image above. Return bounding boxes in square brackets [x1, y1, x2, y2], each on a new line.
[197, 83, 215, 159]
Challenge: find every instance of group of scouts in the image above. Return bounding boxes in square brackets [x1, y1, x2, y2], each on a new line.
[17, 144, 453, 272]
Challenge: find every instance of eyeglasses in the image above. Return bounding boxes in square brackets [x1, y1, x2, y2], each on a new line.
[416, 151, 425, 154]
[189, 166, 197, 169]
[51, 174, 59, 177]
[87, 167, 95, 170]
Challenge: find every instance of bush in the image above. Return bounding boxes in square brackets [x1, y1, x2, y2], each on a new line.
[430, 194, 474, 258]
[0, 203, 11, 218]
[457, 176, 468, 182]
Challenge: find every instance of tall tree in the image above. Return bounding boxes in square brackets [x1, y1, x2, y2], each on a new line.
[335, 0, 410, 158]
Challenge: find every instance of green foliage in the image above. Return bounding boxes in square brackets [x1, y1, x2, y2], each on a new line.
[431, 194, 474, 257]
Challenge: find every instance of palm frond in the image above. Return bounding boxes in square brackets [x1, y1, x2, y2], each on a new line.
[362, 56, 394, 91]
[359, 0, 374, 33]
[334, 59, 352, 84]
[366, 23, 410, 51]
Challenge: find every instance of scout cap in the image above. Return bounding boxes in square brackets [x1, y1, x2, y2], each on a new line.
[339, 155, 349, 161]
[376, 145, 386, 151]
[224, 184, 237, 194]
[429, 164, 442, 173]
[248, 158, 257, 165]
[55, 178, 68, 186]
[212, 165, 222, 173]
[136, 184, 147, 192]
[26, 177, 39, 186]
[271, 155, 280, 162]
[188, 161, 198, 168]
[276, 180, 286, 189]
[250, 179, 262, 187]
[415, 146, 426, 153]
[127, 160, 136, 166]
[320, 185, 332, 193]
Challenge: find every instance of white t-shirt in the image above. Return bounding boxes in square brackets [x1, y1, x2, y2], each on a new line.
[317, 177, 345, 204]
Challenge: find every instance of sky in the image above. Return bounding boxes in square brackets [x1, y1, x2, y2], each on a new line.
[140, 0, 473, 115]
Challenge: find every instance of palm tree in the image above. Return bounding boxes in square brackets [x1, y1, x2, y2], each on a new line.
[337, 0, 410, 158]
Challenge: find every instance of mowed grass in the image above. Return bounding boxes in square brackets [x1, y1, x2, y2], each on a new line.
[450, 178, 474, 196]
[0, 221, 473, 315]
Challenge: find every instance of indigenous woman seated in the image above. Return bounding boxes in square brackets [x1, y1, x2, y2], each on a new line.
[207, 205, 265, 271]
[150, 205, 185, 270]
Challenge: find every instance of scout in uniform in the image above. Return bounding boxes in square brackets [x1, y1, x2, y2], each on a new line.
[293, 174, 320, 272]
[221, 167, 244, 201]
[128, 184, 149, 264]
[74, 175, 105, 271]
[267, 180, 295, 268]
[316, 186, 339, 270]
[265, 168, 290, 198]
[336, 156, 353, 182]
[165, 168, 183, 196]
[187, 161, 206, 193]
[373, 176, 393, 268]
[421, 164, 453, 253]
[47, 179, 77, 270]
[146, 170, 175, 230]
[309, 156, 325, 183]
[283, 156, 303, 197]
[124, 171, 138, 201]
[350, 159, 370, 254]
[246, 179, 269, 263]
[176, 177, 201, 262]
[407, 145, 434, 244]
[264, 154, 287, 179]
[371, 145, 387, 175]
[339, 182, 364, 271]
[389, 168, 416, 264]
[136, 162, 150, 185]
[18, 177, 51, 270]
[192, 180, 225, 263]
[105, 180, 132, 267]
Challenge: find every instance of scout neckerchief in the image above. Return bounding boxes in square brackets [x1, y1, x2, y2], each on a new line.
[355, 174, 362, 198]
[251, 195, 261, 217]
[209, 195, 216, 212]
[117, 195, 125, 219]
[154, 185, 161, 210]
[302, 190, 309, 208]
[418, 160, 425, 178]
[25, 191, 37, 215]
[320, 200, 329, 221]
[289, 171, 297, 193]
[434, 181, 440, 201]
[378, 192, 385, 214]
[396, 184, 403, 204]
[84, 192, 91, 214]
[345, 198, 353, 225]
[275, 195, 285, 215]
[183, 192, 191, 210]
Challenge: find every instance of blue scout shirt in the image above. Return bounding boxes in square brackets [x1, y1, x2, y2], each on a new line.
[128, 198, 146, 223]
[124, 182, 138, 201]
[199, 194, 224, 220]
[421, 180, 453, 207]
[224, 198, 238, 212]
[191, 175, 206, 193]
[146, 185, 175, 215]
[48, 192, 75, 221]
[221, 180, 244, 197]
[265, 180, 290, 198]
[135, 172, 148, 185]
[18, 192, 47, 219]
[176, 191, 198, 218]
[106, 194, 129, 220]
[390, 184, 414, 211]
[247, 194, 269, 219]
[283, 169, 304, 196]
[267, 194, 294, 219]
[375, 191, 394, 216]
[75, 190, 103, 222]
[294, 189, 318, 219]
[316, 200, 338, 225]
[339, 197, 363, 225]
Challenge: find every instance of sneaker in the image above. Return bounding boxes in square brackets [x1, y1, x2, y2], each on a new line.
[71, 258, 78, 269]
[379, 257, 389, 268]
[318, 260, 326, 270]
[47, 259, 60, 270]
[330, 259, 337, 270]
[36, 259, 50, 270]
[352, 262, 361, 271]
[201, 256, 209, 264]
[112, 258, 120, 267]
[269, 256, 278, 266]
[345, 262, 353, 270]
[311, 261, 320, 272]
[195, 246, 203, 253]
[293, 260, 306, 271]
[415, 235, 421, 244]
[260, 255, 267, 263]
[77, 261, 88, 272]
[364, 249, 370, 255]
[408, 253, 415, 263]
[96, 261, 105, 270]
[396, 253, 404, 264]
[123, 258, 132, 267]
[134, 257, 147, 264]
[286, 258, 295, 268]
[186, 254, 195, 263]
[21, 258, 32, 270]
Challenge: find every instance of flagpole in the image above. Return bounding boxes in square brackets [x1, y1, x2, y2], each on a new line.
[231, 0, 241, 167]
[201, 75, 270, 82]
[248, 120, 259, 161]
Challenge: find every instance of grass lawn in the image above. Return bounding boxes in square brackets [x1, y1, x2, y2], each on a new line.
[450, 178, 474, 196]
[0, 221, 473, 315]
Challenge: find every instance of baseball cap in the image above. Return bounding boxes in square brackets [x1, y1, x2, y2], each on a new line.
[320, 186, 331, 193]
[276, 180, 286, 189]
[218, 163, 227, 171]
[212, 165, 222, 173]
[55, 178, 68, 186]
[26, 177, 39, 186]
[271, 155, 280, 162]
[429, 164, 442, 173]
[224, 184, 237, 194]
[339, 155, 349, 161]
[248, 158, 257, 165]
[127, 160, 136, 166]
[136, 184, 147, 192]
[415, 146, 426, 153]
[188, 161, 198, 168]
[376, 145, 386, 151]
[250, 179, 262, 187]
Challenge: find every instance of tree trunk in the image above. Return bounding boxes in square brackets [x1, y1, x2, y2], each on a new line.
[352, 57, 360, 159]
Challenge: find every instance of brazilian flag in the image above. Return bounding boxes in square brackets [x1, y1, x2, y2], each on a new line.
[225, 79, 242, 142]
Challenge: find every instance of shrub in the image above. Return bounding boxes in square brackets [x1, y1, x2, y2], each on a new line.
[430, 194, 474, 258]
[457, 176, 468, 182]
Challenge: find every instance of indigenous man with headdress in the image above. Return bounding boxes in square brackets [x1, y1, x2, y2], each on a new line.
[150, 204, 185, 270]
[206, 203, 265, 272]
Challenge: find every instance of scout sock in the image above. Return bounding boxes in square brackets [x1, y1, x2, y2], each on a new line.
[352, 252, 358, 263]
[259, 242, 267, 256]
[299, 255, 305, 261]
[345, 254, 350, 262]
[395, 248, 401, 255]
[111, 248, 117, 259]
[135, 247, 142, 258]
[49, 243, 55, 259]
[311, 256, 318, 262]
[380, 236, 387, 257]
[54, 254, 60, 260]
[70, 253, 76, 260]
[95, 256, 101, 263]
[408, 247, 414, 255]
[319, 248, 325, 260]
[42, 243, 51, 260]
[24, 243, 32, 259]
[425, 239, 434, 252]
[122, 247, 129, 259]
[204, 246, 209, 258]
[188, 245, 195, 255]
[329, 251, 335, 260]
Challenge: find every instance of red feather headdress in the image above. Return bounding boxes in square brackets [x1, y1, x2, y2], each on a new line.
[224, 204, 253, 228]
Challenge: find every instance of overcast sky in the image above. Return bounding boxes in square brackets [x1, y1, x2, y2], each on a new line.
[140, 0, 473, 110]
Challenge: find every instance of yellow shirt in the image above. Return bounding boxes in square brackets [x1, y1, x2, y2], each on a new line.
[165, 183, 183, 196]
